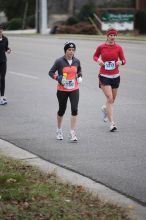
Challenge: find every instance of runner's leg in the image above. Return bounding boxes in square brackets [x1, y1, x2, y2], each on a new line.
[56, 91, 68, 129]
[101, 85, 114, 123]
[69, 89, 79, 130]
[0, 62, 6, 96]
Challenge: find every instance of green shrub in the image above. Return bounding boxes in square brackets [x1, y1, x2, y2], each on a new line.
[7, 18, 22, 30]
[135, 10, 146, 34]
[27, 15, 35, 28]
[77, 3, 96, 22]
[65, 16, 79, 25]
[57, 22, 97, 35]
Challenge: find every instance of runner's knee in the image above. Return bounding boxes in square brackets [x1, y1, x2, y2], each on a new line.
[71, 110, 78, 116]
[58, 108, 66, 116]
[107, 96, 114, 104]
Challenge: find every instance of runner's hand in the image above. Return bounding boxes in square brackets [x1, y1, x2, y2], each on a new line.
[97, 58, 104, 66]
[57, 75, 63, 84]
[77, 77, 82, 84]
[116, 61, 122, 66]
[61, 78, 66, 85]
[7, 48, 11, 54]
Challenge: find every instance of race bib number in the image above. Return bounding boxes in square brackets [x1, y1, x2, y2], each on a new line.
[105, 61, 116, 70]
[64, 79, 75, 89]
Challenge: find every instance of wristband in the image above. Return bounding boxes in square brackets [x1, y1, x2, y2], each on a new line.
[121, 60, 124, 65]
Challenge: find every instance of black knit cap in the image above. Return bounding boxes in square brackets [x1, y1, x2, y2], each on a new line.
[64, 41, 76, 53]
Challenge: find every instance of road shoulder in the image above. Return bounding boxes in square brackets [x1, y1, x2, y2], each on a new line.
[0, 138, 146, 220]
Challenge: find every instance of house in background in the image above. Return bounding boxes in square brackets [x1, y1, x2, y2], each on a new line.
[47, 0, 146, 27]
[47, 0, 134, 31]
[47, 0, 105, 26]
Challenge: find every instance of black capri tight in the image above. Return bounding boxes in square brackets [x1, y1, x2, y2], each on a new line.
[57, 89, 79, 116]
[0, 62, 7, 96]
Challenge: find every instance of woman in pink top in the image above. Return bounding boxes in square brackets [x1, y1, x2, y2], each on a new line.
[93, 27, 126, 131]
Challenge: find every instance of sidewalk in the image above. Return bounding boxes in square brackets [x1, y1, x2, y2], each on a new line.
[0, 138, 146, 220]
[4, 29, 146, 43]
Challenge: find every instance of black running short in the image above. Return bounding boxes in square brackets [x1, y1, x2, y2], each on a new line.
[99, 75, 120, 89]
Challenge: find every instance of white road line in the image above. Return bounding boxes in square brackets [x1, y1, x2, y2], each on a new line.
[9, 71, 39, 80]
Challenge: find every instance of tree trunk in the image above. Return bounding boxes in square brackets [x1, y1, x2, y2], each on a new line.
[22, 1, 28, 29]
[68, 0, 75, 16]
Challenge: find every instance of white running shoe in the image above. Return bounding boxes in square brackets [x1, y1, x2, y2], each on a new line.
[101, 105, 108, 122]
[56, 129, 63, 140]
[70, 130, 78, 142]
[0, 97, 7, 105]
[110, 122, 117, 132]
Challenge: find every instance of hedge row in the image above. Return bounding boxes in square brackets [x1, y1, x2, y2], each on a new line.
[135, 10, 146, 34]
[53, 22, 97, 35]
[2, 16, 35, 30]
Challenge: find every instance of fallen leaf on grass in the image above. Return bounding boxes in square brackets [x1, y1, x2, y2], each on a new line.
[75, 185, 85, 193]
[127, 205, 136, 209]
[6, 178, 17, 183]
[65, 199, 71, 202]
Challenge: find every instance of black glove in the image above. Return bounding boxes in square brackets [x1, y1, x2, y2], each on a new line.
[77, 73, 82, 78]
[57, 75, 63, 84]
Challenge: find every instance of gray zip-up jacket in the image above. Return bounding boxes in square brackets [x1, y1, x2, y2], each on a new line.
[49, 55, 82, 91]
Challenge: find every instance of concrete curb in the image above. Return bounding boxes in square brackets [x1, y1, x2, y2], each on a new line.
[0, 138, 146, 220]
[4, 29, 146, 44]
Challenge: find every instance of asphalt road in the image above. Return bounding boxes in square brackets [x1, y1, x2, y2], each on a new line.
[0, 36, 146, 205]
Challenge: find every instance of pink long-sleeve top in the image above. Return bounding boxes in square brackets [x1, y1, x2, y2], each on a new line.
[93, 43, 126, 75]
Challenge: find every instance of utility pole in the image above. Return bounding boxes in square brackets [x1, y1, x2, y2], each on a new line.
[36, 0, 40, 33]
[40, 0, 48, 34]
[68, 0, 75, 16]
[36, 0, 48, 34]
[22, 0, 28, 29]
[136, 0, 139, 10]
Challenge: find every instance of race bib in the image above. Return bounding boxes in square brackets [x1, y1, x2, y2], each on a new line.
[105, 61, 116, 70]
[64, 79, 75, 89]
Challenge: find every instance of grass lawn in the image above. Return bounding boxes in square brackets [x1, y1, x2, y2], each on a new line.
[0, 155, 136, 220]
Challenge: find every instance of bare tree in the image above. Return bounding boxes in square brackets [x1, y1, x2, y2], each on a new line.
[68, 0, 75, 15]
